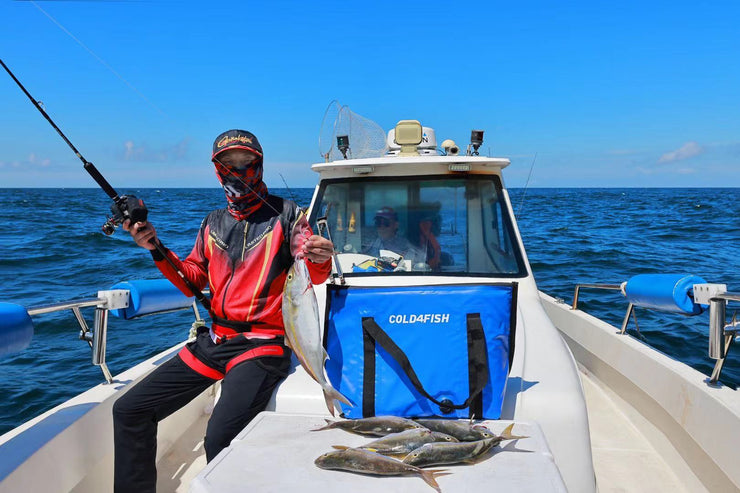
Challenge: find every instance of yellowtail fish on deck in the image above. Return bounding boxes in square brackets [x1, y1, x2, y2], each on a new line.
[282, 255, 351, 415]
[312, 416, 426, 436]
[402, 436, 502, 468]
[315, 447, 449, 492]
[333, 428, 458, 457]
[402, 424, 528, 467]
[413, 418, 496, 441]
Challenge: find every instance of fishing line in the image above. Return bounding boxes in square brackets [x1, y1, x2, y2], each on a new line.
[1, 58, 210, 311]
[278, 172, 299, 204]
[29, 0, 168, 117]
[516, 152, 537, 219]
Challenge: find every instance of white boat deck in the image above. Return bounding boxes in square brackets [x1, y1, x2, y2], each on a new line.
[190, 414, 565, 493]
[154, 365, 705, 493]
[579, 367, 705, 493]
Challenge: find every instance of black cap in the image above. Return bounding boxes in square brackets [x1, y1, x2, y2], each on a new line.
[212, 129, 263, 160]
[374, 206, 398, 221]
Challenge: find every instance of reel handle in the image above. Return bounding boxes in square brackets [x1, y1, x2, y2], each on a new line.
[102, 195, 148, 235]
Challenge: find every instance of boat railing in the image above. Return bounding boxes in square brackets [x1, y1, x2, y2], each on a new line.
[0, 281, 204, 384]
[571, 275, 739, 385]
[572, 283, 646, 335]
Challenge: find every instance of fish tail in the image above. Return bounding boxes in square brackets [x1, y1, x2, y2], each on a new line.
[323, 385, 353, 409]
[322, 389, 337, 416]
[500, 423, 529, 440]
[418, 468, 449, 492]
[310, 419, 335, 432]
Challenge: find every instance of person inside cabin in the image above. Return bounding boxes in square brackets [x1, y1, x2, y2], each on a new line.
[415, 215, 442, 270]
[364, 206, 425, 264]
[112, 129, 334, 493]
[407, 203, 451, 271]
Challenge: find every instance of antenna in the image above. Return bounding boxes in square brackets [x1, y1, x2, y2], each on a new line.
[516, 152, 538, 219]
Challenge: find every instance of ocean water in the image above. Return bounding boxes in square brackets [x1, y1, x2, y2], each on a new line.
[0, 187, 738, 435]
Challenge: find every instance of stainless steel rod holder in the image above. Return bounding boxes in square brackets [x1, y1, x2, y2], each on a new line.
[92, 307, 107, 366]
[709, 298, 726, 360]
[93, 307, 113, 384]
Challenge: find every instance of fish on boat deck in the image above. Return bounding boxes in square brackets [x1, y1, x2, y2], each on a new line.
[402, 437, 501, 468]
[402, 424, 528, 467]
[332, 428, 458, 457]
[313, 416, 426, 436]
[315, 447, 449, 492]
[413, 418, 496, 441]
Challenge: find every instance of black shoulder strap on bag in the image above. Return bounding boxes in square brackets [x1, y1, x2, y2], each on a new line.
[361, 314, 489, 417]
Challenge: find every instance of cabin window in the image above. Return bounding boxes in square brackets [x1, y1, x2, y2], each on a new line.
[310, 175, 525, 277]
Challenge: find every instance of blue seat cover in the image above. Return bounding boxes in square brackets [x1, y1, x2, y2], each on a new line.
[109, 279, 194, 319]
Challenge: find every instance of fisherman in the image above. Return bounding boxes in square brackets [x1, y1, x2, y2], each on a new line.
[364, 206, 425, 263]
[112, 129, 334, 493]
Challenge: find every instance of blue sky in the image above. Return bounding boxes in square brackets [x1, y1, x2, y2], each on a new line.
[1, 1, 739, 188]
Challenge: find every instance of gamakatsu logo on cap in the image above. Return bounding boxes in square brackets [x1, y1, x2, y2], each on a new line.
[388, 313, 450, 324]
[217, 135, 253, 148]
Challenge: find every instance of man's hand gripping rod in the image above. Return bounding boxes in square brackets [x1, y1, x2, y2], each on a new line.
[1, 59, 211, 311]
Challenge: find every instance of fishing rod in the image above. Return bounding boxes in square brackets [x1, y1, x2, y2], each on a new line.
[1, 58, 212, 311]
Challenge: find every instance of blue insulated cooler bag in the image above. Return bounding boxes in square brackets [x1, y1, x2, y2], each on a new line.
[324, 283, 517, 419]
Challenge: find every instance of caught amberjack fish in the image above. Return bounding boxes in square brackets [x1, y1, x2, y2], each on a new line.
[402, 437, 501, 468]
[315, 447, 449, 492]
[282, 256, 351, 415]
[403, 424, 528, 467]
[313, 416, 426, 436]
[413, 418, 495, 441]
[333, 429, 458, 457]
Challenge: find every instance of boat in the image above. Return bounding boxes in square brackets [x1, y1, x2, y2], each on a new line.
[1, 115, 739, 493]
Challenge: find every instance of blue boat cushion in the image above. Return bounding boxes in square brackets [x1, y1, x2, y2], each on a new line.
[0, 303, 34, 357]
[624, 274, 707, 315]
[324, 283, 517, 419]
[109, 279, 194, 320]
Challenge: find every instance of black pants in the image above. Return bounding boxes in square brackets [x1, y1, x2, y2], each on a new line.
[112, 342, 290, 493]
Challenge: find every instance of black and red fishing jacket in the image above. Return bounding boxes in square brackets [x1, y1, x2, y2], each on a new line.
[151, 195, 330, 378]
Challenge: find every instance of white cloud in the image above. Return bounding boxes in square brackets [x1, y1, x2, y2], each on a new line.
[0, 154, 52, 169]
[27, 153, 51, 167]
[658, 141, 703, 164]
[122, 137, 191, 163]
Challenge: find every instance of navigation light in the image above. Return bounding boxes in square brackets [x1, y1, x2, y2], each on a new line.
[337, 135, 350, 159]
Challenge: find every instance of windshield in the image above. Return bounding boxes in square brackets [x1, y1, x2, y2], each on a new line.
[309, 175, 526, 277]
